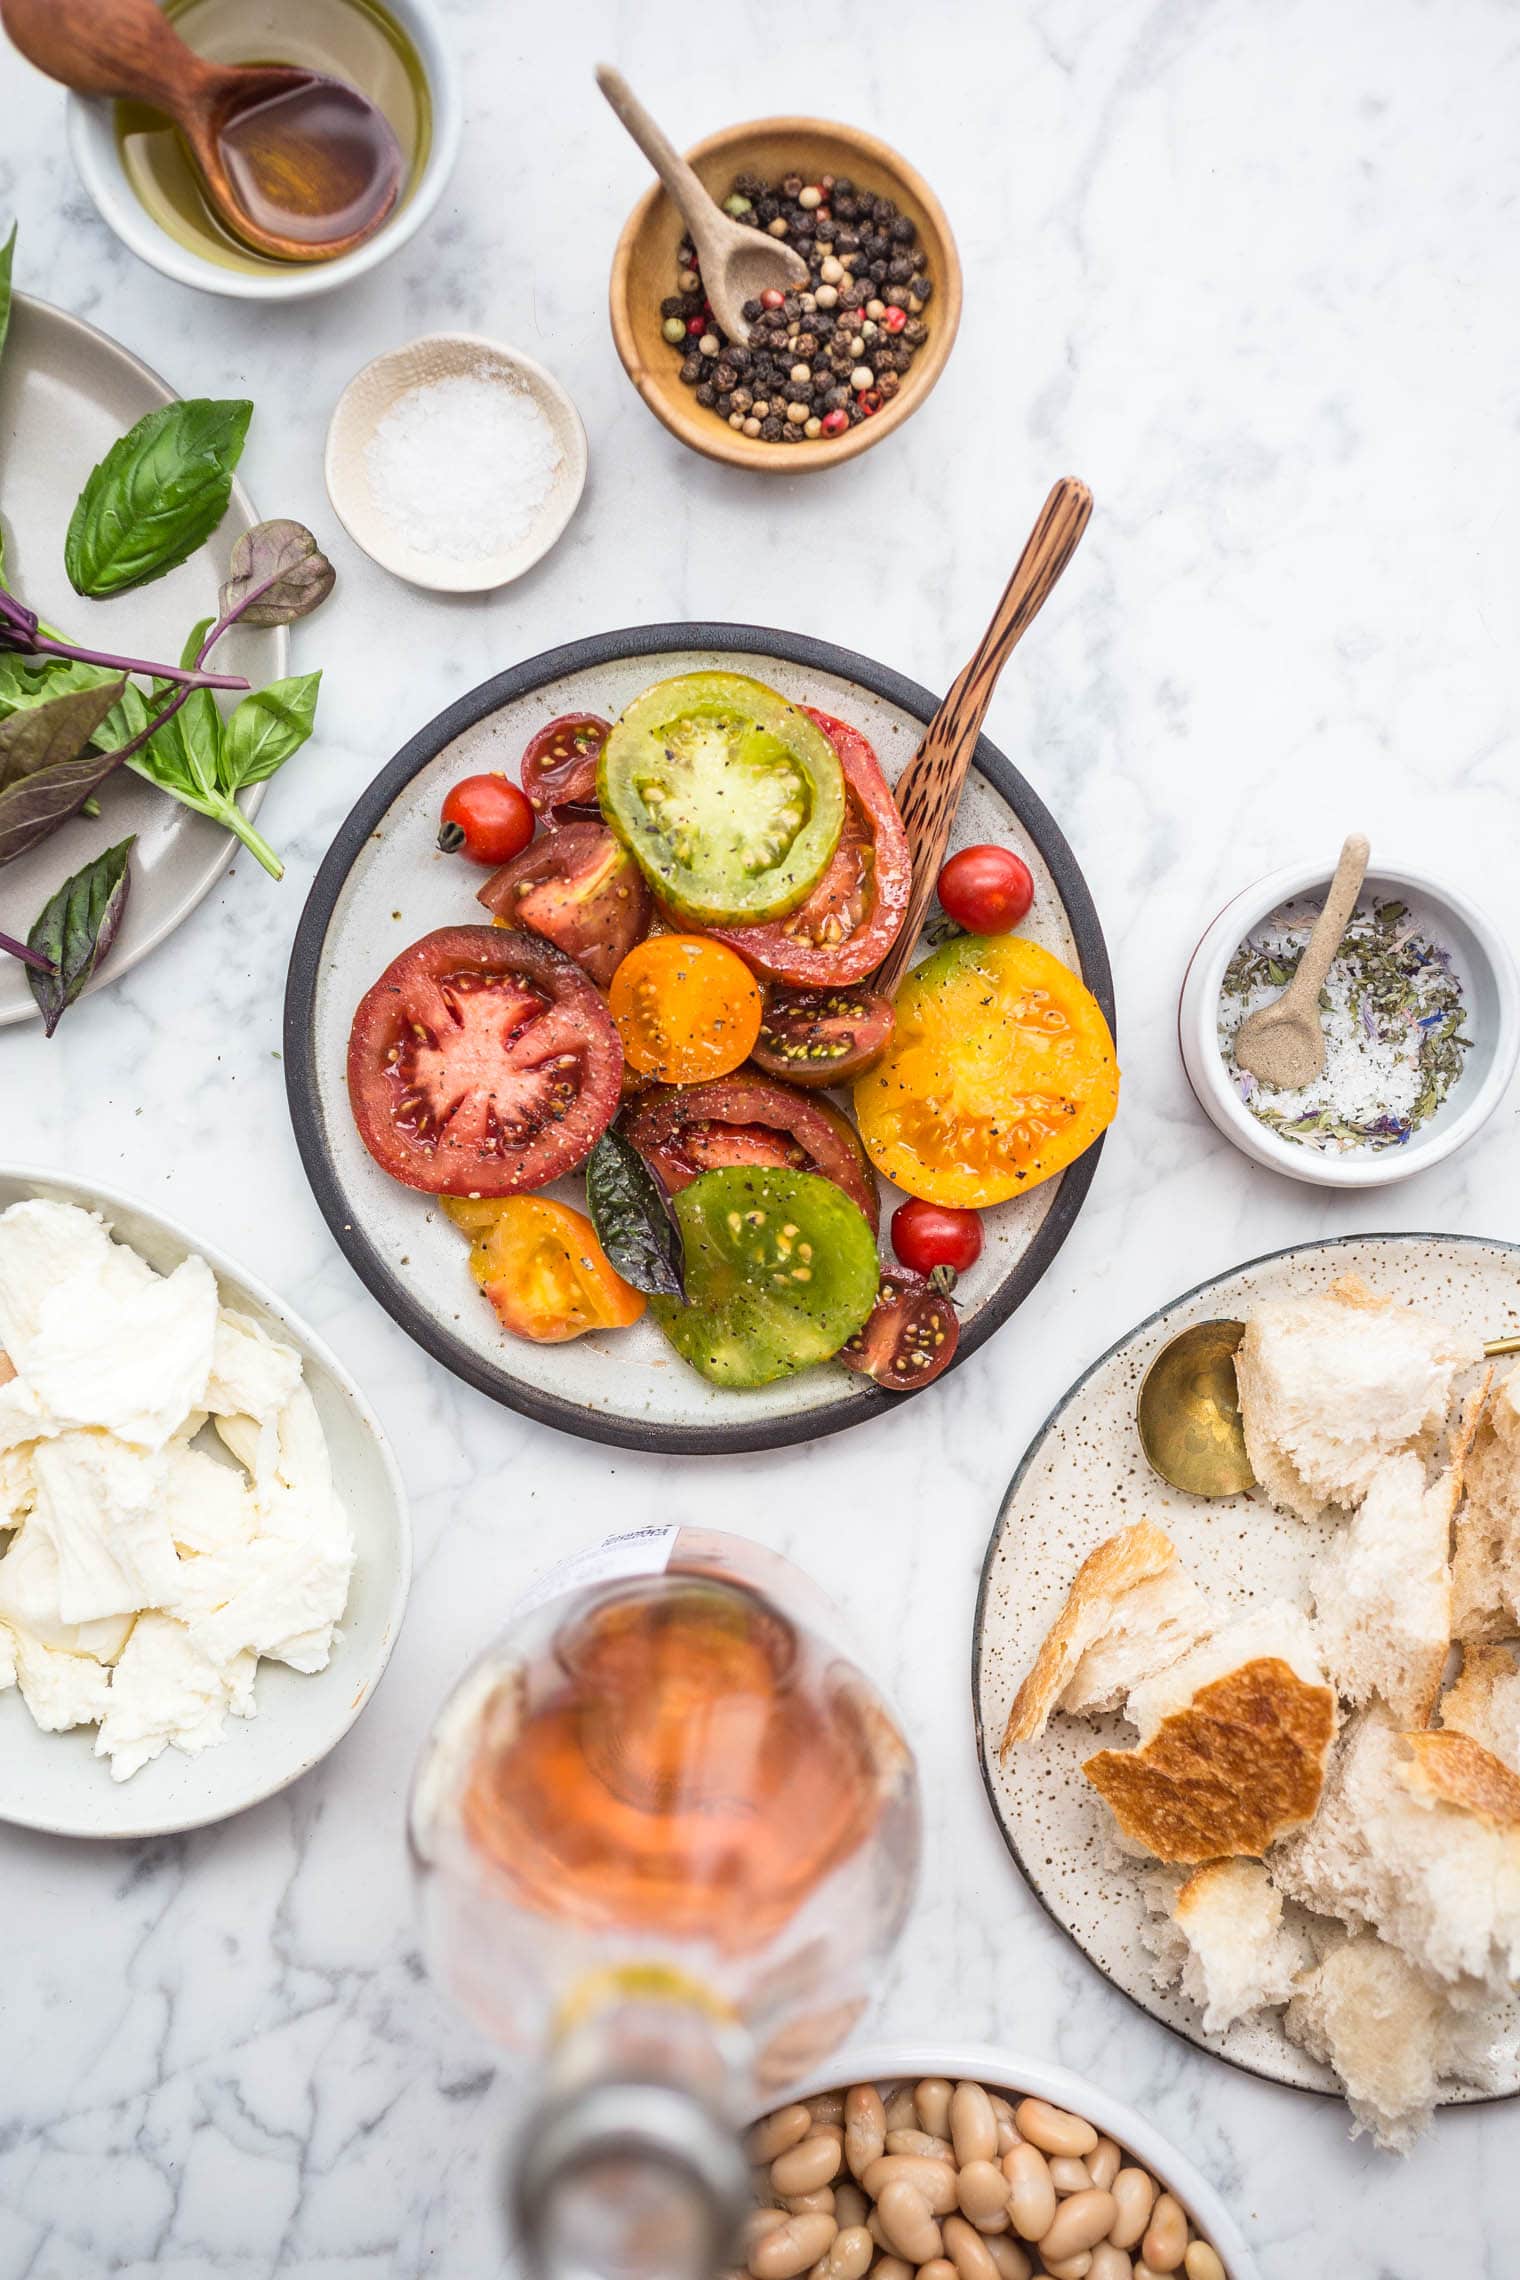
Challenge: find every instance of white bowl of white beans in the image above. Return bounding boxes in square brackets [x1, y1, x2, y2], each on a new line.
[741, 2047, 1260, 2280]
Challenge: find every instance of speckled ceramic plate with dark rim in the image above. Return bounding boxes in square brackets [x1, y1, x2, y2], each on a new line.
[972, 1230, 1520, 2103]
[283, 623, 1115, 1455]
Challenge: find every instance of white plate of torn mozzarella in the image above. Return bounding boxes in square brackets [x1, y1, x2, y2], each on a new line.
[0, 1171, 410, 1840]
[974, 1236, 1520, 2153]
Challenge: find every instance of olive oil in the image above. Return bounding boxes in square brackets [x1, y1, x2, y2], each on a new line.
[115, 0, 431, 275]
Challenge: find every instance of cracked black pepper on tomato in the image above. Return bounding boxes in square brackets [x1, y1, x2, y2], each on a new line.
[660, 170, 935, 445]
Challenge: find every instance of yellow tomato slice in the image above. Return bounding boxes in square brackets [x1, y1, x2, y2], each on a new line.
[441, 1195, 644, 1342]
[608, 934, 763, 1083]
[853, 934, 1118, 1206]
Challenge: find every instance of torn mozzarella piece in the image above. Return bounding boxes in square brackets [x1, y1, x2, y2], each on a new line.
[162, 1441, 257, 1557]
[94, 1613, 240, 1781]
[22, 1250, 217, 1450]
[12, 1633, 113, 1733]
[206, 1308, 303, 1423]
[0, 1523, 135, 1661]
[26, 1435, 179, 1625]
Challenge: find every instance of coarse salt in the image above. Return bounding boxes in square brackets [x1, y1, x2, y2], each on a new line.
[364, 369, 562, 562]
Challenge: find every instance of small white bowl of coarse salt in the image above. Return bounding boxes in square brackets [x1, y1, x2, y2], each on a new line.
[325, 334, 587, 593]
[1179, 856, 1519, 1188]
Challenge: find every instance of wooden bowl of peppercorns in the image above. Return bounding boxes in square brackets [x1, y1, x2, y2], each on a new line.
[609, 117, 961, 472]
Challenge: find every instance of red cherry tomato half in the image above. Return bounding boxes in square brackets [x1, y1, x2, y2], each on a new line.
[838, 1270, 959, 1392]
[438, 774, 535, 867]
[520, 714, 611, 816]
[477, 820, 652, 990]
[936, 844, 1034, 935]
[891, 1196, 983, 1278]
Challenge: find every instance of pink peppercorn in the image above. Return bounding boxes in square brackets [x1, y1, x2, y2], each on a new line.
[882, 306, 908, 334]
[820, 408, 849, 436]
[760, 287, 786, 310]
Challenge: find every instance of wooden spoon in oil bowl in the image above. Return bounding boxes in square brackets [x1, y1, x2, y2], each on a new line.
[1, 0, 403, 263]
[874, 478, 1094, 999]
[1232, 832, 1371, 1090]
[596, 66, 810, 343]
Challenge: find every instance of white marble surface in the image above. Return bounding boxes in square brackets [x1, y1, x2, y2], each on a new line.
[3, 1, 1519, 2272]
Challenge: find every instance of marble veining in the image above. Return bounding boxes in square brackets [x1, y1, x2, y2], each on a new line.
[4, 1, 1520, 2273]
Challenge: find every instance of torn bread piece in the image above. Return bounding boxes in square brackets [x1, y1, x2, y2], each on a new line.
[1273, 1709, 1520, 1993]
[1083, 1605, 1336, 1863]
[1235, 1276, 1481, 1524]
[1312, 1434, 1471, 1727]
[1439, 1644, 1520, 1773]
[1452, 1362, 1520, 1642]
[1142, 1859, 1306, 2035]
[1285, 1935, 1472, 2154]
[1000, 1523, 1214, 1753]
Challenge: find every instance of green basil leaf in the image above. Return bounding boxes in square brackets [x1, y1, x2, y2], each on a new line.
[585, 1129, 686, 1299]
[0, 223, 14, 377]
[0, 679, 130, 865]
[64, 397, 253, 598]
[0, 654, 148, 752]
[220, 670, 320, 792]
[26, 836, 134, 1035]
[219, 520, 335, 627]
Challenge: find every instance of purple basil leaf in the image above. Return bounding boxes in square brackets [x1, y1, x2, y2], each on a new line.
[0, 676, 129, 864]
[219, 518, 336, 628]
[26, 835, 134, 1034]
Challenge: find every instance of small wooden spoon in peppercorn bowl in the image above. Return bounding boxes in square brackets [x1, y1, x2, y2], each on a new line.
[608, 112, 962, 473]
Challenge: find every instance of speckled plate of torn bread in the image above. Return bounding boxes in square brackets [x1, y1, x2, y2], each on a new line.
[973, 1236, 1520, 2153]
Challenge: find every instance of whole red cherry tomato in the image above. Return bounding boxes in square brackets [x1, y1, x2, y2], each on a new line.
[936, 844, 1034, 934]
[891, 1196, 983, 1277]
[438, 774, 535, 867]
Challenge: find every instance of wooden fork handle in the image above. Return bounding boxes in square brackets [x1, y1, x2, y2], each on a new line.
[876, 477, 1093, 996]
[0, 0, 207, 110]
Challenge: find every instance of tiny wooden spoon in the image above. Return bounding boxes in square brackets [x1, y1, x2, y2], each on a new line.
[1, 0, 403, 264]
[596, 66, 809, 343]
[875, 478, 1094, 998]
[1232, 832, 1371, 1091]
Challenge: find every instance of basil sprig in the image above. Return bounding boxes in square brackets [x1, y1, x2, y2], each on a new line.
[26, 837, 134, 1034]
[65, 397, 253, 598]
[586, 1129, 687, 1299]
[0, 678, 130, 866]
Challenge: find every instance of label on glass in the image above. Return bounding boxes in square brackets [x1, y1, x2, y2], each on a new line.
[509, 1526, 680, 1624]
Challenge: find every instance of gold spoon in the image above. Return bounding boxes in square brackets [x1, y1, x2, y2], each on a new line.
[1231, 831, 1369, 1090]
[595, 66, 810, 343]
[1, 0, 403, 264]
[1139, 1317, 1520, 1498]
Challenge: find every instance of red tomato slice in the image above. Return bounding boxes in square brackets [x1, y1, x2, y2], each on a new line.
[624, 1071, 881, 1232]
[704, 709, 911, 986]
[839, 1270, 960, 1391]
[477, 819, 652, 989]
[519, 714, 610, 816]
[347, 927, 623, 1196]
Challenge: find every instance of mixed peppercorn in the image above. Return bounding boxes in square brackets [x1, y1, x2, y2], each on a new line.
[658, 170, 934, 444]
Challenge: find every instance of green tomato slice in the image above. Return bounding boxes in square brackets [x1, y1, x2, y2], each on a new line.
[650, 1165, 880, 1388]
[599, 671, 846, 925]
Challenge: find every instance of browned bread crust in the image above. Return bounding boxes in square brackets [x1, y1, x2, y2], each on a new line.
[1399, 1728, 1520, 1831]
[1000, 1521, 1177, 1756]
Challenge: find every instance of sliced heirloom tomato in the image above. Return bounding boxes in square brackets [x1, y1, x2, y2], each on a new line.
[707, 709, 911, 985]
[839, 1270, 960, 1392]
[749, 984, 896, 1088]
[650, 1166, 880, 1388]
[853, 933, 1119, 1207]
[520, 713, 610, 817]
[478, 819, 652, 989]
[348, 926, 623, 1196]
[442, 1195, 644, 1343]
[599, 672, 846, 925]
[609, 935, 762, 1083]
[625, 1071, 881, 1233]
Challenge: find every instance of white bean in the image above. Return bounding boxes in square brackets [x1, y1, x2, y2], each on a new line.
[918, 2263, 957, 2280]
[1088, 2250, 1133, 2280]
[956, 2162, 1011, 2228]
[876, 2181, 941, 2265]
[750, 2107, 814, 2164]
[750, 2214, 838, 2280]
[1003, 2146, 1056, 2243]
[942, 2214, 1000, 2280]
[862, 2158, 959, 2217]
[885, 2131, 954, 2162]
[1042, 2257, 1094, 2280]
[1040, 2191, 1119, 2262]
[774, 2132, 844, 2197]
[834, 2184, 868, 2231]
[915, 2079, 954, 2139]
[884, 2087, 920, 2133]
[782, 2189, 836, 2216]
[870, 2262, 912, 2280]
[1140, 2196, 1188, 2274]
[808, 2225, 872, 2280]
[1183, 2246, 1226, 2280]
[1012, 2100, 1098, 2159]
[808, 2093, 847, 2126]
[984, 2239, 1033, 2280]
[846, 2087, 887, 2182]
[745, 2211, 787, 2251]
[950, 2083, 998, 2167]
[1049, 2157, 1094, 2195]
[1107, 2170, 1157, 2252]
[1089, 2141, 1121, 2194]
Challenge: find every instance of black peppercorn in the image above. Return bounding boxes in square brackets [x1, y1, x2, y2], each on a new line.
[793, 331, 819, 361]
[755, 195, 780, 224]
[868, 258, 889, 284]
[680, 355, 703, 385]
[759, 414, 784, 441]
[887, 255, 914, 284]
[741, 297, 763, 323]
[728, 343, 753, 371]
[695, 382, 717, 407]
[891, 214, 916, 244]
[846, 399, 868, 425]
[835, 228, 860, 255]
[715, 363, 738, 392]
[914, 277, 934, 304]
[659, 294, 687, 318]
[731, 387, 754, 413]
[733, 170, 765, 199]
[792, 213, 815, 241]
[781, 172, 803, 198]
[715, 392, 734, 416]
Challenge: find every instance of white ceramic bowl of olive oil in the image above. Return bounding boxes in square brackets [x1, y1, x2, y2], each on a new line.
[66, 0, 461, 301]
[1179, 857, 1519, 1189]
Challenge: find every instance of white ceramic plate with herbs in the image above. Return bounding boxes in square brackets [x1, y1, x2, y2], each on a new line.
[0, 293, 287, 1027]
[283, 625, 1116, 1456]
[0, 1166, 411, 1842]
[972, 1229, 1520, 2102]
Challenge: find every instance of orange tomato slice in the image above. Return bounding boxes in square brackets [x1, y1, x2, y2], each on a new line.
[853, 933, 1118, 1206]
[608, 935, 763, 1084]
[441, 1195, 644, 1342]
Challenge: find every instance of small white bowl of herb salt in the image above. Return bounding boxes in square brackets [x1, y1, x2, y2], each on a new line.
[1180, 859, 1519, 1187]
